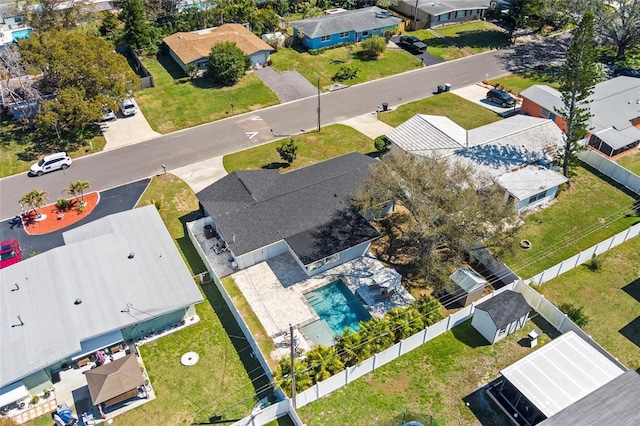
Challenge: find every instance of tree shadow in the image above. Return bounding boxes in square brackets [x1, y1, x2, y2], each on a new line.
[445, 29, 510, 50]
[190, 77, 227, 89]
[619, 316, 640, 349]
[261, 162, 289, 170]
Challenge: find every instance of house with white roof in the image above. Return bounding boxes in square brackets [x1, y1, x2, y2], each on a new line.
[391, 0, 488, 29]
[520, 76, 640, 157]
[0, 206, 203, 411]
[386, 114, 568, 211]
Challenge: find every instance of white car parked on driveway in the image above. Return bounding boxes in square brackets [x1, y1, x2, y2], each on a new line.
[120, 98, 137, 116]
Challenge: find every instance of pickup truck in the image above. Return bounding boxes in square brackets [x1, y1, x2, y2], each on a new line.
[398, 35, 427, 54]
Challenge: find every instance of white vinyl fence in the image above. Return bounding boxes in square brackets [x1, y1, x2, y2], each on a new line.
[578, 149, 640, 195]
[528, 222, 640, 285]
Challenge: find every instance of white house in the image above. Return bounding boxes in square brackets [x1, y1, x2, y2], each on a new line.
[471, 289, 531, 344]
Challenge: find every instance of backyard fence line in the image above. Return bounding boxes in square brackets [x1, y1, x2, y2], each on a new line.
[578, 149, 640, 195]
[186, 220, 290, 423]
[514, 281, 626, 370]
[527, 222, 640, 285]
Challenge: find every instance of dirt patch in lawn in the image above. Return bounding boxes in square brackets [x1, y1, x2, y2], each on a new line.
[22, 192, 99, 235]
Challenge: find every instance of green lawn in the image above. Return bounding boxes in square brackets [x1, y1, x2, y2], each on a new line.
[136, 56, 279, 134]
[270, 45, 422, 90]
[488, 70, 562, 95]
[298, 319, 556, 426]
[0, 120, 106, 178]
[409, 29, 466, 61]
[539, 236, 640, 370]
[376, 92, 502, 129]
[499, 165, 640, 279]
[223, 124, 374, 172]
[431, 21, 510, 55]
[616, 149, 640, 175]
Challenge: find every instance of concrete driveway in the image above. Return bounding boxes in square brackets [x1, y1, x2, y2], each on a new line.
[254, 67, 317, 103]
[100, 98, 161, 150]
[389, 36, 444, 67]
[451, 84, 520, 115]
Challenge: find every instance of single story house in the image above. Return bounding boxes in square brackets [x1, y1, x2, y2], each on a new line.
[163, 23, 274, 73]
[0, 206, 203, 410]
[471, 289, 531, 344]
[540, 370, 640, 425]
[290, 7, 401, 50]
[196, 152, 385, 275]
[386, 114, 568, 211]
[391, 0, 488, 30]
[490, 331, 626, 425]
[520, 76, 640, 157]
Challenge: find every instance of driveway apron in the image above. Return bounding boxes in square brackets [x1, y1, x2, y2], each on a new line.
[254, 67, 318, 103]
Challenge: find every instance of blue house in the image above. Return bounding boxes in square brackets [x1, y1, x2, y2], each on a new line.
[290, 7, 402, 51]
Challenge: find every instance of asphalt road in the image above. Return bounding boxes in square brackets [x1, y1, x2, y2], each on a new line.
[0, 48, 517, 220]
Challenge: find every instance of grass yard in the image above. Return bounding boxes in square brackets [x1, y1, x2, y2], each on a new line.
[298, 319, 555, 426]
[538, 236, 640, 370]
[408, 29, 466, 61]
[499, 165, 640, 280]
[136, 56, 279, 134]
[616, 149, 640, 175]
[377, 92, 502, 129]
[270, 45, 421, 90]
[0, 120, 105, 178]
[487, 70, 561, 95]
[430, 21, 510, 55]
[223, 124, 374, 172]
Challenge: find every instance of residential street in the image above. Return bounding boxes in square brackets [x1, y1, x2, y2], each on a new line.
[0, 45, 544, 219]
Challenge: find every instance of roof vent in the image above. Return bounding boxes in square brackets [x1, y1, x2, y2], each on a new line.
[128, 252, 135, 259]
[74, 298, 82, 305]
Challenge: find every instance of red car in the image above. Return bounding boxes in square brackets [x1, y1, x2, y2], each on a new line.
[0, 239, 22, 269]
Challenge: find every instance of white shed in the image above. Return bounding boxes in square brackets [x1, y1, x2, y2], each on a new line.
[471, 290, 531, 344]
[449, 267, 486, 307]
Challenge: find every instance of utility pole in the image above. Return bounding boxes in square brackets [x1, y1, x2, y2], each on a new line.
[413, 0, 419, 31]
[290, 324, 296, 410]
[316, 76, 321, 132]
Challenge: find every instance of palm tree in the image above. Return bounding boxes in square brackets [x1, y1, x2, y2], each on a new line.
[306, 345, 344, 383]
[74, 180, 91, 206]
[358, 317, 393, 355]
[274, 357, 312, 396]
[389, 307, 424, 341]
[20, 189, 48, 218]
[335, 327, 366, 367]
[413, 295, 444, 326]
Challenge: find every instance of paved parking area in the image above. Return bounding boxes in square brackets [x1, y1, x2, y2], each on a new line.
[100, 99, 161, 150]
[388, 36, 443, 66]
[451, 84, 520, 116]
[254, 67, 317, 103]
[0, 179, 150, 257]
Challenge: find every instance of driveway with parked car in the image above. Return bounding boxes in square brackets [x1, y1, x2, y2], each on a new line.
[390, 35, 443, 66]
[100, 98, 160, 150]
[451, 84, 520, 115]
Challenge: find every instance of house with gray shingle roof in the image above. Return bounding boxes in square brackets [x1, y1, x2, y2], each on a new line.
[290, 7, 401, 50]
[520, 76, 640, 157]
[391, 0, 488, 29]
[196, 152, 383, 275]
[386, 114, 568, 211]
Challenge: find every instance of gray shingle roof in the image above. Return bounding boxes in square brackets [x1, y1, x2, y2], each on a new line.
[196, 152, 381, 259]
[475, 290, 530, 328]
[540, 370, 640, 425]
[0, 206, 203, 388]
[290, 7, 401, 39]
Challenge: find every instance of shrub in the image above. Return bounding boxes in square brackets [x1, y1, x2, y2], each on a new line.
[333, 64, 359, 81]
[30, 395, 39, 405]
[56, 198, 71, 212]
[374, 135, 390, 152]
[559, 303, 590, 327]
[383, 29, 396, 42]
[361, 34, 387, 59]
[277, 138, 298, 164]
[584, 253, 602, 271]
[207, 41, 249, 86]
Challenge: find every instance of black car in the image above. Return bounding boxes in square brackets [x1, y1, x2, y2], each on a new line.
[612, 67, 640, 78]
[486, 88, 516, 107]
[398, 35, 427, 54]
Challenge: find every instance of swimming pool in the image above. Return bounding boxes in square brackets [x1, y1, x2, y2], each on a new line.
[12, 29, 32, 42]
[304, 280, 371, 343]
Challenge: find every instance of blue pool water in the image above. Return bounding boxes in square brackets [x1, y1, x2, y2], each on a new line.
[12, 29, 32, 42]
[304, 280, 371, 337]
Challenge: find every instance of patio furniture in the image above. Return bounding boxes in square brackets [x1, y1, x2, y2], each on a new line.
[369, 283, 382, 290]
[373, 287, 396, 301]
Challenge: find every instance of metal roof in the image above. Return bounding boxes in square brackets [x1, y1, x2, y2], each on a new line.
[413, 0, 491, 16]
[196, 152, 380, 258]
[540, 370, 640, 425]
[0, 206, 203, 388]
[386, 114, 466, 155]
[520, 85, 564, 115]
[496, 165, 568, 200]
[290, 7, 402, 39]
[501, 331, 625, 418]
[450, 267, 486, 293]
[593, 125, 640, 150]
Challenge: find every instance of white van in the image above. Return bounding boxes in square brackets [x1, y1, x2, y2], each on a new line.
[30, 152, 72, 176]
[120, 98, 137, 116]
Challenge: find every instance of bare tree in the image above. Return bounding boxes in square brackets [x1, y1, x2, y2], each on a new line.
[0, 45, 42, 129]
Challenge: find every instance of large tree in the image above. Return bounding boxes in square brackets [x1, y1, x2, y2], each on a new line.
[595, 0, 640, 59]
[120, 0, 150, 49]
[21, 0, 96, 31]
[18, 30, 139, 133]
[207, 41, 249, 86]
[556, 11, 599, 178]
[352, 151, 518, 291]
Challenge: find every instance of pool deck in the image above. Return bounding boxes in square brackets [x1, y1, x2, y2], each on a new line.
[230, 252, 415, 360]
